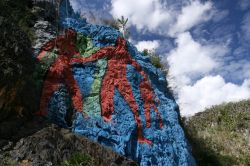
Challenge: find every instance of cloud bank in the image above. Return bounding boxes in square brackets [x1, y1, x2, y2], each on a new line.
[179, 76, 250, 116]
[110, 0, 172, 33]
[110, 0, 213, 37]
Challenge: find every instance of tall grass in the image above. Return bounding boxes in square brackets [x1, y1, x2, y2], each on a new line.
[183, 100, 250, 165]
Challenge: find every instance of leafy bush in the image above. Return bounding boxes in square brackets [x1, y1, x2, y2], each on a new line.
[142, 49, 149, 56]
[0, 0, 38, 121]
[150, 55, 162, 69]
[141, 49, 162, 68]
[0, 0, 35, 41]
[61, 153, 93, 166]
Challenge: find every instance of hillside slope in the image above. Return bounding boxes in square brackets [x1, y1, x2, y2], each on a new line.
[183, 100, 250, 165]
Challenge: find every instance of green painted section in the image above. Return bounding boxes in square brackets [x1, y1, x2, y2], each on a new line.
[84, 58, 107, 117]
[76, 34, 99, 58]
[76, 34, 107, 117]
[33, 34, 108, 118]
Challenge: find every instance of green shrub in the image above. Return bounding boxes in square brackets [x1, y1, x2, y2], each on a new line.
[142, 49, 149, 56]
[150, 55, 162, 68]
[0, 0, 35, 41]
[61, 153, 93, 166]
[141, 49, 162, 68]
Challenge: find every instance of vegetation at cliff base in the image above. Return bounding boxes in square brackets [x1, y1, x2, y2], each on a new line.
[61, 153, 93, 166]
[183, 99, 250, 165]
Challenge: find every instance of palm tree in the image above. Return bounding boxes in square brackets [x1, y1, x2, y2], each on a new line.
[117, 16, 129, 38]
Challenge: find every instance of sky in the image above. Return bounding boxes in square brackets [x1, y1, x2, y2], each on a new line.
[69, 0, 250, 116]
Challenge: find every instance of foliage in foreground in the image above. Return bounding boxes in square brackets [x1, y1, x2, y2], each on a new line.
[61, 153, 93, 166]
[0, 0, 35, 41]
[183, 100, 250, 165]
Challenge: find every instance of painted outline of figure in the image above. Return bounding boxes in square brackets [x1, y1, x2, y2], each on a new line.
[37, 29, 84, 117]
[71, 37, 163, 144]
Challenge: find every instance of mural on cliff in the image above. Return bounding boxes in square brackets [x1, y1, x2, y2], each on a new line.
[35, 0, 195, 165]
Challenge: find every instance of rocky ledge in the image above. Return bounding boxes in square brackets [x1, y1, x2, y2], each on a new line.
[0, 124, 137, 166]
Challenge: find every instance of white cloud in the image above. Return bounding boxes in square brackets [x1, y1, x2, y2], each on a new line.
[165, 31, 249, 116]
[169, 1, 213, 36]
[179, 75, 250, 116]
[135, 40, 160, 52]
[110, 0, 172, 32]
[164, 32, 250, 116]
[166, 32, 228, 85]
[163, 32, 249, 116]
[110, 0, 213, 37]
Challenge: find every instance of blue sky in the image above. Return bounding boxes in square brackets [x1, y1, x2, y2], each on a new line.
[69, 0, 250, 116]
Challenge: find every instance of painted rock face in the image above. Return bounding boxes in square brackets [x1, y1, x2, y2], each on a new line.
[34, 1, 196, 165]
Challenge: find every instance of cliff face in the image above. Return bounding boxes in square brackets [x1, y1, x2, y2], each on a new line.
[0, 0, 195, 165]
[32, 0, 195, 165]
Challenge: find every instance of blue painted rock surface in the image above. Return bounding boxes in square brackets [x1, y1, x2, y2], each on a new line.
[37, 1, 196, 165]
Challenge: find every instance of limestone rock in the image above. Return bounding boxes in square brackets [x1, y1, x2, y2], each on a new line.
[32, 20, 56, 55]
[36, 1, 196, 165]
[8, 124, 137, 166]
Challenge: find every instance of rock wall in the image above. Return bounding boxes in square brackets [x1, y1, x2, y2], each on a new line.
[34, 0, 196, 165]
[7, 124, 137, 166]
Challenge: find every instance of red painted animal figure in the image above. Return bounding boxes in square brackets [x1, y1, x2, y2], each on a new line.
[71, 37, 163, 144]
[37, 29, 84, 117]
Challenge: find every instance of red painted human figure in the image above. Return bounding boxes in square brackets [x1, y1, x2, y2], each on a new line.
[37, 29, 84, 116]
[140, 80, 163, 129]
[71, 37, 163, 144]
